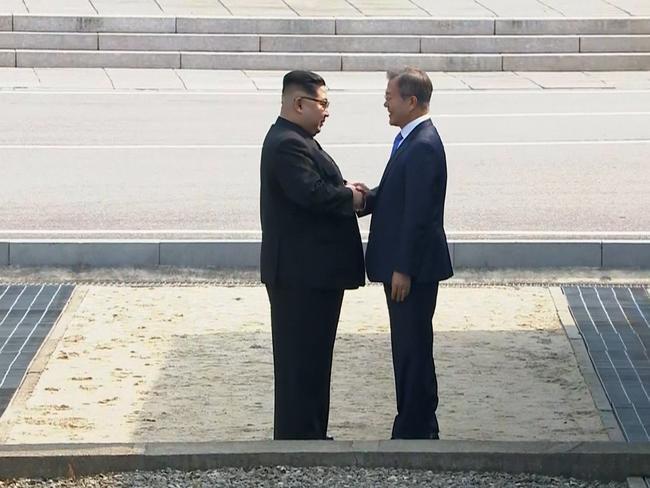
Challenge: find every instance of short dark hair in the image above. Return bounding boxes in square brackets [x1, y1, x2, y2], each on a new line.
[387, 67, 432, 108]
[282, 70, 326, 97]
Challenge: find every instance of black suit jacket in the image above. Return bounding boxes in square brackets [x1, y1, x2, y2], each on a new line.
[362, 119, 453, 284]
[260, 117, 365, 290]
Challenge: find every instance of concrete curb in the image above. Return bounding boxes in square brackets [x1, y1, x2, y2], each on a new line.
[3, 16, 650, 35]
[0, 441, 648, 481]
[1, 240, 649, 269]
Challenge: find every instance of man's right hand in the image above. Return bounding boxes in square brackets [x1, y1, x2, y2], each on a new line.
[348, 186, 365, 211]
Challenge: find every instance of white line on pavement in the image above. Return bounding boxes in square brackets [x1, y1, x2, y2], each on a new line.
[2, 89, 650, 96]
[1, 231, 649, 237]
[1, 140, 650, 149]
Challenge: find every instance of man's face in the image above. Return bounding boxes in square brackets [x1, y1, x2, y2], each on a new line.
[384, 78, 412, 128]
[297, 85, 330, 135]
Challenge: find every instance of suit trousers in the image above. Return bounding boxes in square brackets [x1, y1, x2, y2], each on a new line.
[266, 285, 344, 440]
[383, 282, 440, 439]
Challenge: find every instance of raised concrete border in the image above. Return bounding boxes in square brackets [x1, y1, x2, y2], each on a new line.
[602, 241, 650, 269]
[16, 50, 180, 68]
[99, 33, 260, 52]
[0, 32, 98, 50]
[0, 243, 7, 266]
[341, 53, 502, 71]
[2, 240, 650, 269]
[335, 18, 494, 35]
[177, 17, 335, 34]
[159, 241, 260, 268]
[12, 15, 176, 33]
[495, 18, 650, 35]
[7, 241, 160, 267]
[181, 52, 341, 70]
[0, 15, 11, 31]
[548, 288, 626, 443]
[0, 441, 648, 481]
[452, 240, 603, 268]
[503, 53, 650, 71]
[0, 49, 14, 67]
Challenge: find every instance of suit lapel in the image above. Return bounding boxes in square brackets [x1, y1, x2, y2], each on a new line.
[313, 139, 344, 183]
[377, 120, 432, 190]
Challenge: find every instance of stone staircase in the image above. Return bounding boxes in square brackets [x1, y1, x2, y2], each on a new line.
[1, 15, 650, 70]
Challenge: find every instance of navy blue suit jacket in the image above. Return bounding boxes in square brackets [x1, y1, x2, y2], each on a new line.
[362, 119, 453, 284]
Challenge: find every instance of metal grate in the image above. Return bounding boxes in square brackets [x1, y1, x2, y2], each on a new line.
[0, 284, 74, 415]
[564, 286, 650, 443]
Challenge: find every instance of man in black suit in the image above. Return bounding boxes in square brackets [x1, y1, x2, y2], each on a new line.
[260, 70, 366, 440]
[357, 67, 453, 440]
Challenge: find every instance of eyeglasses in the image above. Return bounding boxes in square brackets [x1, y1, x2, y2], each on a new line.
[298, 96, 330, 109]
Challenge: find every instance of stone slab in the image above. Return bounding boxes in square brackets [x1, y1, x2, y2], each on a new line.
[602, 241, 650, 268]
[421, 35, 579, 54]
[452, 71, 539, 89]
[99, 33, 260, 52]
[177, 17, 335, 34]
[580, 35, 650, 52]
[104, 67, 185, 89]
[17, 50, 181, 68]
[156, 0, 230, 15]
[0, 15, 11, 30]
[0, 50, 15, 67]
[496, 18, 650, 35]
[0, 32, 97, 50]
[515, 71, 609, 88]
[24, 0, 97, 15]
[8, 241, 160, 267]
[0, 67, 39, 87]
[503, 53, 650, 71]
[33, 67, 113, 88]
[181, 52, 341, 70]
[159, 241, 260, 267]
[12, 15, 176, 33]
[453, 241, 603, 268]
[407, 0, 495, 17]
[342, 54, 502, 71]
[175, 69, 257, 90]
[536, 0, 630, 17]
[91, 0, 162, 15]
[261, 34, 420, 53]
[335, 18, 494, 35]
[478, 0, 561, 17]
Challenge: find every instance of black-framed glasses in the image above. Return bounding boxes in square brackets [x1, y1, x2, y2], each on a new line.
[298, 96, 330, 109]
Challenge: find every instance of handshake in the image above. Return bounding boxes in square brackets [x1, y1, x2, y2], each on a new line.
[346, 182, 370, 212]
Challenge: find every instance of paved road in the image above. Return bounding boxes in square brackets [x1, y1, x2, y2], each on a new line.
[1, 88, 649, 239]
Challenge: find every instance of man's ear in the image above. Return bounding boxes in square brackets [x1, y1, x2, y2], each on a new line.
[293, 97, 303, 114]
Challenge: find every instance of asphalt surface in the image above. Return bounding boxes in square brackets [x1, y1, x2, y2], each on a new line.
[1, 89, 649, 239]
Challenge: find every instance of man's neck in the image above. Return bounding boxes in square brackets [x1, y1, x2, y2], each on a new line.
[400, 111, 429, 129]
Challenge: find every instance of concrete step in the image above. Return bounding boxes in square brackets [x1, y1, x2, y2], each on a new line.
[2, 15, 650, 35]
[3, 49, 650, 70]
[2, 33, 650, 54]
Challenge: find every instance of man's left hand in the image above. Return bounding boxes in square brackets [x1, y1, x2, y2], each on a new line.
[391, 271, 411, 302]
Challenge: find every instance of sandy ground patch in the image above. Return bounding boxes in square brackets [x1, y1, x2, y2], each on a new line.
[0, 285, 607, 443]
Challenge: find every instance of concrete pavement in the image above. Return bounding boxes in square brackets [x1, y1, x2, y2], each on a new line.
[1, 0, 649, 17]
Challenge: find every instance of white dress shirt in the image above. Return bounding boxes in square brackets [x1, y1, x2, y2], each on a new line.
[395, 113, 431, 150]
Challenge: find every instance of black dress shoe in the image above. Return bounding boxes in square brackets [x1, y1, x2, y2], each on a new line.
[428, 433, 439, 440]
[325, 436, 334, 440]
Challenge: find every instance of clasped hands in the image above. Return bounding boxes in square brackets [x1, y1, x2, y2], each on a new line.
[346, 182, 370, 211]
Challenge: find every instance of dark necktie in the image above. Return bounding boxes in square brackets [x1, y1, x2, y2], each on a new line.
[390, 132, 404, 158]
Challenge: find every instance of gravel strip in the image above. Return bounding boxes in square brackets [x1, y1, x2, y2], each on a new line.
[0, 468, 628, 488]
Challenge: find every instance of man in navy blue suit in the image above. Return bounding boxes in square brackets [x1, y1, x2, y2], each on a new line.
[356, 67, 453, 439]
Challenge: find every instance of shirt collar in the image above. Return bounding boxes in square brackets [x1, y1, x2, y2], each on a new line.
[400, 113, 431, 142]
